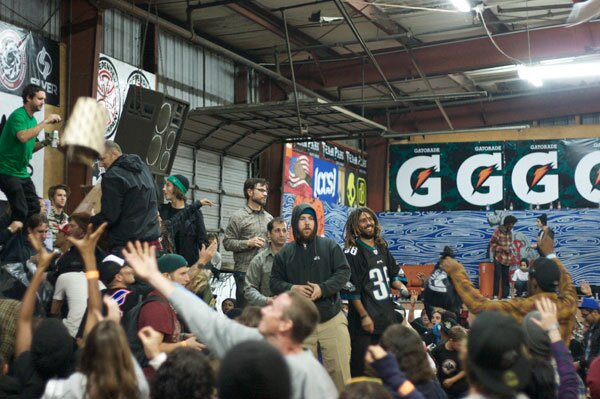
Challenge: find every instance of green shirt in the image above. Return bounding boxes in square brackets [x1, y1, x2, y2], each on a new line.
[0, 107, 38, 178]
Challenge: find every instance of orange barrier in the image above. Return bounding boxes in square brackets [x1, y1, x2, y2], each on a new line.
[401, 264, 435, 292]
[479, 262, 495, 298]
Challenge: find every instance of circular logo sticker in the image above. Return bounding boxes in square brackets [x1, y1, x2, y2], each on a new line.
[97, 56, 121, 139]
[0, 29, 27, 90]
[127, 70, 150, 89]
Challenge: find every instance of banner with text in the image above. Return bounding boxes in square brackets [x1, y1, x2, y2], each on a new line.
[390, 138, 600, 211]
[0, 21, 60, 105]
[282, 142, 367, 241]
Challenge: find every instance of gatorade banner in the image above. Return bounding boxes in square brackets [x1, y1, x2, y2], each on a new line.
[390, 139, 600, 211]
[0, 21, 60, 105]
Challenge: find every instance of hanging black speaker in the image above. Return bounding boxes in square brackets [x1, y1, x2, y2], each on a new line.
[114, 85, 189, 176]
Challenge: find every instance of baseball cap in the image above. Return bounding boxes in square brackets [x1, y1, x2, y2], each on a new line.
[440, 311, 458, 335]
[99, 255, 126, 286]
[468, 312, 531, 396]
[580, 297, 600, 311]
[529, 258, 560, 292]
[54, 223, 70, 235]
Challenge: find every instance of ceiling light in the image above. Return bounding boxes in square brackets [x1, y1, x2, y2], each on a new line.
[518, 61, 600, 87]
[451, 0, 472, 12]
[308, 10, 343, 23]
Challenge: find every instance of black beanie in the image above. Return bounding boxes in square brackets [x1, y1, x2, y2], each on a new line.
[529, 257, 560, 292]
[218, 341, 290, 399]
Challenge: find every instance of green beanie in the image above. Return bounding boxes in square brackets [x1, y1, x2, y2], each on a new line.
[158, 254, 188, 274]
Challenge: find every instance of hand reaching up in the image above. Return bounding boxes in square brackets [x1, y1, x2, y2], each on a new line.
[67, 223, 107, 264]
[122, 241, 159, 281]
[28, 232, 55, 271]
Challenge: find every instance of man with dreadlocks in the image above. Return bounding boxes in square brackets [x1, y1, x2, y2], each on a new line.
[341, 207, 408, 377]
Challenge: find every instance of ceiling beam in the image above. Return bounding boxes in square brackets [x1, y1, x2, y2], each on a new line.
[343, 0, 420, 44]
[376, 85, 600, 132]
[281, 22, 600, 89]
[226, 1, 338, 59]
[481, 7, 509, 34]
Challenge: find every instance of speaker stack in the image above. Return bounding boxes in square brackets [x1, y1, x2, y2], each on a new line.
[114, 85, 189, 176]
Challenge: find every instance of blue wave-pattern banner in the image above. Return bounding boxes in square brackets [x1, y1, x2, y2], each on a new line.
[282, 192, 599, 286]
[379, 209, 600, 286]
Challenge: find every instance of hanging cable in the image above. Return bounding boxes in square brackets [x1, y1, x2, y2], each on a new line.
[475, 4, 524, 65]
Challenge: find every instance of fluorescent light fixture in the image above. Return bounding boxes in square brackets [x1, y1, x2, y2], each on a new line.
[451, 0, 472, 12]
[518, 61, 600, 87]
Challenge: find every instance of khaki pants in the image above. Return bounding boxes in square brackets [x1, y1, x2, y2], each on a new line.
[303, 311, 351, 392]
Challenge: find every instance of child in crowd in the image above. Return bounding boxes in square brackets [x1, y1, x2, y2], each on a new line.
[432, 325, 469, 399]
[513, 259, 530, 297]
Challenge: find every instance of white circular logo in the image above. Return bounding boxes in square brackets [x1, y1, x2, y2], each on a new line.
[97, 57, 121, 139]
[0, 29, 27, 90]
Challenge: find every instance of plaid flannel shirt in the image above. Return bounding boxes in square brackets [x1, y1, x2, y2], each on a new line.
[446, 257, 577, 344]
[490, 226, 512, 266]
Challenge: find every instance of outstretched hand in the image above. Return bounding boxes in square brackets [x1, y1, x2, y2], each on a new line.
[580, 280, 593, 297]
[122, 241, 159, 281]
[28, 233, 55, 270]
[198, 240, 218, 266]
[532, 297, 559, 331]
[67, 223, 107, 262]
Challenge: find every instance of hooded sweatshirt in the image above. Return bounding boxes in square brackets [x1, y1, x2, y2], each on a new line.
[91, 154, 160, 248]
[270, 203, 350, 322]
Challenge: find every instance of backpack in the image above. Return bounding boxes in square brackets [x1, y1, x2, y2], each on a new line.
[121, 295, 167, 367]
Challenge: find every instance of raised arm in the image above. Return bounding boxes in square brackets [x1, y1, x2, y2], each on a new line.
[67, 223, 107, 338]
[15, 233, 55, 357]
[123, 241, 262, 358]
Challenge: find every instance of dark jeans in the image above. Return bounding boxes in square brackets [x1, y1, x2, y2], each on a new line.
[493, 259, 510, 298]
[234, 271, 247, 308]
[0, 174, 40, 222]
[350, 333, 381, 377]
[515, 280, 528, 297]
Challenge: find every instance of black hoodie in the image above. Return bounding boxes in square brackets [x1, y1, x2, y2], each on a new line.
[270, 203, 350, 322]
[91, 154, 160, 248]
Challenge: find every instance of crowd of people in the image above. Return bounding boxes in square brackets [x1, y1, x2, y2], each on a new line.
[0, 84, 600, 399]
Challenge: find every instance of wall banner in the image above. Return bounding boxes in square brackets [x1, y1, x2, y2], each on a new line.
[390, 138, 600, 211]
[281, 142, 367, 243]
[96, 54, 156, 140]
[0, 21, 60, 105]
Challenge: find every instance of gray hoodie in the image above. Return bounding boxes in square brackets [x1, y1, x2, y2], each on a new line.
[168, 285, 338, 399]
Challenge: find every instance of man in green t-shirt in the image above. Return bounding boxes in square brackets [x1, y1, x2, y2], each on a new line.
[0, 84, 61, 223]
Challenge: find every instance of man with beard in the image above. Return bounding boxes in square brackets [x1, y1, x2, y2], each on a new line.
[224, 177, 272, 307]
[0, 84, 61, 223]
[341, 207, 409, 377]
[270, 203, 351, 392]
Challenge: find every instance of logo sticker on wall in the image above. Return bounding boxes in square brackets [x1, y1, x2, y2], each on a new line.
[512, 151, 559, 205]
[313, 158, 339, 204]
[97, 56, 121, 139]
[457, 153, 503, 206]
[0, 29, 27, 91]
[396, 155, 442, 208]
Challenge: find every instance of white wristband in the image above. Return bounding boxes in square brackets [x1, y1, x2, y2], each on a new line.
[546, 253, 557, 259]
[149, 352, 167, 370]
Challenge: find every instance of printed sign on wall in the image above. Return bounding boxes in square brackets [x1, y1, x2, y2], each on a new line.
[281, 142, 367, 241]
[390, 139, 600, 211]
[96, 54, 156, 140]
[0, 21, 60, 105]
